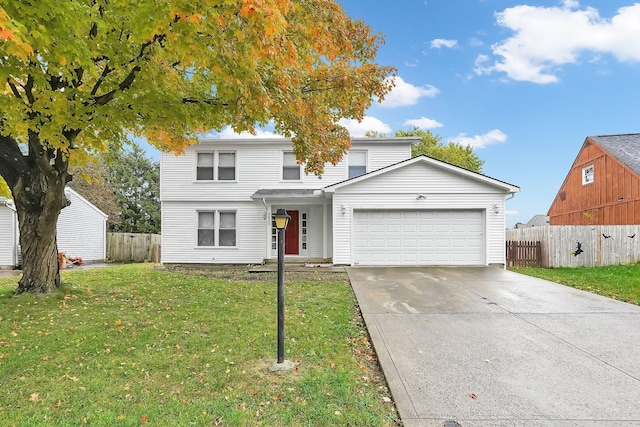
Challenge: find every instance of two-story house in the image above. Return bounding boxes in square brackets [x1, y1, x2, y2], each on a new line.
[160, 137, 520, 266]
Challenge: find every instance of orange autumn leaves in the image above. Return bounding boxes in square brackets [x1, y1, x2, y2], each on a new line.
[1, 0, 392, 177]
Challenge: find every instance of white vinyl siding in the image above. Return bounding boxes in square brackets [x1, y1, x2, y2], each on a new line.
[57, 189, 108, 262]
[160, 138, 416, 203]
[162, 201, 266, 264]
[0, 201, 17, 268]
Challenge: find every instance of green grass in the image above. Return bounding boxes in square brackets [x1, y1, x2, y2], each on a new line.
[0, 264, 399, 426]
[510, 264, 640, 305]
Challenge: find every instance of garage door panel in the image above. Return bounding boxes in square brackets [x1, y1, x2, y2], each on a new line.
[353, 210, 484, 266]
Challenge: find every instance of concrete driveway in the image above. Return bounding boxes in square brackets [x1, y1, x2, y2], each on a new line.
[346, 266, 640, 427]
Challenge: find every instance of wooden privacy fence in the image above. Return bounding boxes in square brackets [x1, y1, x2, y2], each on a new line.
[107, 233, 161, 263]
[506, 240, 541, 267]
[506, 225, 640, 267]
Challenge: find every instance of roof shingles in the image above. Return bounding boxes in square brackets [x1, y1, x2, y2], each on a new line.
[590, 133, 640, 175]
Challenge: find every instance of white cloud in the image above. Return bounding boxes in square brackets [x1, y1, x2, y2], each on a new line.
[379, 76, 439, 108]
[212, 126, 281, 139]
[505, 210, 520, 216]
[338, 116, 391, 137]
[403, 117, 444, 129]
[469, 37, 484, 47]
[431, 38, 458, 49]
[452, 129, 507, 149]
[475, 3, 640, 83]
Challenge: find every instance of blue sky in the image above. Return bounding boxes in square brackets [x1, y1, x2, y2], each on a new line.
[146, 0, 640, 227]
[336, 0, 640, 227]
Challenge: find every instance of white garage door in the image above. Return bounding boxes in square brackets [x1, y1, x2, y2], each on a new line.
[352, 210, 484, 266]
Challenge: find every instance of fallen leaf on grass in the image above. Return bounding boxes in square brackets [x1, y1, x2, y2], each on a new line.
[140, 415, 149, 423]
[29, 393, 39, 402]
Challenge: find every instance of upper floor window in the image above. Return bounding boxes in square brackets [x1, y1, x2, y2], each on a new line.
[196, 152, 236, 181]
[348, 150, 367, 179]
[582, 165, 594, 185]
[283, 152, 301, 180]
[197, 211, 236, 247]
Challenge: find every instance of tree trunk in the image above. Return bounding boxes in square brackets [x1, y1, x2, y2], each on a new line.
[14, 176, 68, 295]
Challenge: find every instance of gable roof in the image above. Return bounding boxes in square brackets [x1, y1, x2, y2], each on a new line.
[65, 187, 109, 219]
[323, 155, 520, 194]
[589, 133, 640, 175]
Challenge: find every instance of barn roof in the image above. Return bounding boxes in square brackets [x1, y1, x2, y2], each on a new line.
[590, 133, 640, 176]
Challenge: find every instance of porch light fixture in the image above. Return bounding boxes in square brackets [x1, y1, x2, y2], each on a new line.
[270, 208, 293, 372]
[416, 194, 426, 200]
[340, 205, 346, 215]
[492, 204, 500, 214]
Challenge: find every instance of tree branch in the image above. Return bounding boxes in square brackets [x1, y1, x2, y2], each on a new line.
[7, 79, 22, 100]
[0, 134, 29, 188]
[92, 64, 140, 106]
[23, 74, 35, 104]
[90, 62, 112, 96]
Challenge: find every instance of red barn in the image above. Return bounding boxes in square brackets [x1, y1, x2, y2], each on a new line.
[548, 134, 640, 225]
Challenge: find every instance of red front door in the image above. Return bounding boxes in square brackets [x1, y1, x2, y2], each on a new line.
[284, 210, 299, 255]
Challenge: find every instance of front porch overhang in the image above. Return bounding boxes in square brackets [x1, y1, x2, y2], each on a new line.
[250, 188, 324, 201]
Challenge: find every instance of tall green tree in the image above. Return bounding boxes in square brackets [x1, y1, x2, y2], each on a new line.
[398, 128, 484, 173]
[0, 0, 394, 293]
[105, 143, 160, 234]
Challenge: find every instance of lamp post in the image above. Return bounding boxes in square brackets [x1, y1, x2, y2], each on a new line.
[271, 208, 293, 371]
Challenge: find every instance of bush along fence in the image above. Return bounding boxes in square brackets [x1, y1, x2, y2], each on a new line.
[506, 225, 640, 268]
[106, 233, 161, 263]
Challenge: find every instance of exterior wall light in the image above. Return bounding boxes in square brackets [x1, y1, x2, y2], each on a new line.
[340, 205, 346, 215]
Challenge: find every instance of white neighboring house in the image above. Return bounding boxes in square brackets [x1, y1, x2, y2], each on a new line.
[160, 137, 520, 267]
[57, 187, 108, 262]
[0, 187, 108, 269]
[0, 198, 18, 269]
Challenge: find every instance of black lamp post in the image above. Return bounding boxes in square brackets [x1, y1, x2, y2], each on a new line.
[271, 208, 292, 370]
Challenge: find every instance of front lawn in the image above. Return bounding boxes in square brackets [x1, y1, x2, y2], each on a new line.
[510, 264, 640, 306]
[0, 264, 399, 426]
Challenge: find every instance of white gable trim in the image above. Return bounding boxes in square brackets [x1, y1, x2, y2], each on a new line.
[1, 197, 16, 211]
[65, 187, 109, 219]
[323, 155, 520, 194]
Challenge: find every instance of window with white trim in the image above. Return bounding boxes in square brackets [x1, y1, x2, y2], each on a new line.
[282, 152, 301, 180]
[348, 150, 367, 179]
[197, 211, 236, 247]
[582, 165, 594, 185]
[196, 152, 236, 181]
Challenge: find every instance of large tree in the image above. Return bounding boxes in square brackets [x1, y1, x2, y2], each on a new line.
[104, 143, 160, 234]
[398, 128, 484, 173]
[0, 0, 393, 293]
